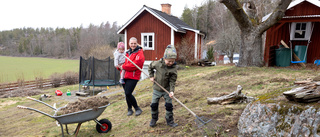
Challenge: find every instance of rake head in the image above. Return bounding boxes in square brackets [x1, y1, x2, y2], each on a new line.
[195, 116, 221, 137]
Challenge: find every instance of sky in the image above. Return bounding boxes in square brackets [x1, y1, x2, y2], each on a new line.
[0, 0, 206, 31]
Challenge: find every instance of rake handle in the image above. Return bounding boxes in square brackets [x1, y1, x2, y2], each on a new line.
[123, 55, 197, 117]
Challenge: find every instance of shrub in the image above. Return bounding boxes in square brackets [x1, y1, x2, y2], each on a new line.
[175, 37, 196, 65]
[50, 73, 62, 87]
[63, 71, 78, 85]
[35, 77, 44, 89]
[206, 45, 215, 62]
[34, 71, 44, 89]
[16, 73, 25, 88]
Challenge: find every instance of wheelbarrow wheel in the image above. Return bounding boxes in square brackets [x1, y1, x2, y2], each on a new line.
[96, 119, 112, 133]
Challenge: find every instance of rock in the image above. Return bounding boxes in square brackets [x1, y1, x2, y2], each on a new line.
[238, 102, 320, 137]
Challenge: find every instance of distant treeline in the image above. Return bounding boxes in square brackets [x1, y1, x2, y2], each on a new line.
[0, 22, 122, 59]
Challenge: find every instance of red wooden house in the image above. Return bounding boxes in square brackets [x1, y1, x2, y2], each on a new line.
[117, 4, 205, 63]
[264, 0, 320, 66]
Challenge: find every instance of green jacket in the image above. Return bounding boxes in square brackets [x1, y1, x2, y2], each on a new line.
[148, 58, 177, 92]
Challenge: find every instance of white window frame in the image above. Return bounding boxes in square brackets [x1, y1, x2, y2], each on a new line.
[290, 22, 311, 41]
[141, 33, 155, 50]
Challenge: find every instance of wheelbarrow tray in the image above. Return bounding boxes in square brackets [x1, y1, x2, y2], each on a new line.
[17, 97, 112, 137]
[54, 104, 109, 124]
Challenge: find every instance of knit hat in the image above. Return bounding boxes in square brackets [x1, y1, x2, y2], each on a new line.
[163, 45, 177, 59]
[117, 42, 125, 49]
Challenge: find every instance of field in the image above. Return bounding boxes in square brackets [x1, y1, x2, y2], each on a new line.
[1, 65, 320, 136]
[0, 56, 79, 83]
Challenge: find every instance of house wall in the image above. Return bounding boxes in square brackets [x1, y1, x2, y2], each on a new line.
[264, 1, 320, 66]
[198, 34, 202, 59]
[126, 11, 171, 61]
[264, 22, 320, 66]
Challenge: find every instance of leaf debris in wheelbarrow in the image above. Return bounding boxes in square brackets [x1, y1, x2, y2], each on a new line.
[57, 96, 109, 115]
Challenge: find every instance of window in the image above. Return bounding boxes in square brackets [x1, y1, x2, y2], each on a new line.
[290, 22, 311, 40]
[141, 33, 154, 50]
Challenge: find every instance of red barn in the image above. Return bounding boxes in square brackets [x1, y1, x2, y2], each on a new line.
[117, 4, 205, 63]
[264, 0, 320, 66]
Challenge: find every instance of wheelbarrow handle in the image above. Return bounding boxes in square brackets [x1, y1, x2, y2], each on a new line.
[17, 105, 54, 118]
[27, 96, 57, 111]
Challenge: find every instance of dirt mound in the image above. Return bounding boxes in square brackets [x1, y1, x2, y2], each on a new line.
[0, 89, 43, 98]
[57, 96, 109, 115]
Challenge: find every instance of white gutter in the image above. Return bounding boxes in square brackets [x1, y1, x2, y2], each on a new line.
[171, 28, 174, 46]
[125, 29, 127, 51]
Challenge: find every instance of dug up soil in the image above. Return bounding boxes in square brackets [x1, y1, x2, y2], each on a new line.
[57, 96, 109, 115]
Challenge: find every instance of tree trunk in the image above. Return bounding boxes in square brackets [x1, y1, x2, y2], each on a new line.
[239, 30, 264, 67]
[219, 0, 292, 67]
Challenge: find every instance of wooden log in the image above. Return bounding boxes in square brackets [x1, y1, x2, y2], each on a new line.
[283, 81, 320, 103]
[280, 40, 306, 67]
[294, 80, 313, 85]
[207, 85, 253, 104]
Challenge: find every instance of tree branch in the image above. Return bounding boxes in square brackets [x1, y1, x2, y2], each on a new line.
[258, 0, 292, 34]
[219, 0, 252, 31]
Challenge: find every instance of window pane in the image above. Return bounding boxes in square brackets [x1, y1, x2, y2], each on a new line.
[144, 36, 147, 42]
[295, 31, 305, 38]
[144, 42, 147, 47]
[143, 36, 148, 47]
[149, 35, 152, 42]
[301, 23, 306, 30]
[295, 23, 301, 30]
[149, 42, 152, 48]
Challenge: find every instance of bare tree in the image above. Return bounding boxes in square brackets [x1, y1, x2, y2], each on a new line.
[218, 0, 292, 67]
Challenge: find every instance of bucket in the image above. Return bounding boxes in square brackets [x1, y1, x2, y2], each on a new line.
[275, 48, 290, 67]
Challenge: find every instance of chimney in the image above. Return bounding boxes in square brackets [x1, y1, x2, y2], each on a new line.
[161, 3, 171, 15]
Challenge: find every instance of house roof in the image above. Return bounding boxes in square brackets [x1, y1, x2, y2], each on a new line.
[287, 0, 320, 9]
[262, 0, 320, 22]
[117, 5, 204, 35]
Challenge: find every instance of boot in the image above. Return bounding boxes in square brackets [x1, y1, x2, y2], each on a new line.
[135, 107, 142, 116]
[166, 116, 178, 127]
[149, 113, 158, 127]
[127, 108, 133, 116]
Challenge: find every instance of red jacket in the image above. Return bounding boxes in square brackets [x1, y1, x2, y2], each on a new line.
[122, 46, 145, 80]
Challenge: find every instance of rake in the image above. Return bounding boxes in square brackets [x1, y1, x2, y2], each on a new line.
[123, 56, 216, 133]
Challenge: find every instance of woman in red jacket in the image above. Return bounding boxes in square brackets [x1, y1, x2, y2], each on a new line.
[120, 37, 145, 116]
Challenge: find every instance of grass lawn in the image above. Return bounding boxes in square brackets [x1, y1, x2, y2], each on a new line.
[1, 65, 319, 136]
[0, 56, 79, 83]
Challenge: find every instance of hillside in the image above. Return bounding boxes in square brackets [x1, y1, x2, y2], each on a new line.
[1, 65, 319, 136]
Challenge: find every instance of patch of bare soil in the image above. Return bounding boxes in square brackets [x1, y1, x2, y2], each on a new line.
[269, 78, 289, 83]
[57, 96, 109, 115]
[0, 89, 43, 98]
[207, 67, 246, 80]
[0, 100, 17, 109]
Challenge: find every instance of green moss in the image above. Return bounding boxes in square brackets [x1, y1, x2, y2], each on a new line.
[255, 87, 291, 103]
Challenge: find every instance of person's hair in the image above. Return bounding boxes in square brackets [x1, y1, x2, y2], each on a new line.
[129, 37, 137, 42]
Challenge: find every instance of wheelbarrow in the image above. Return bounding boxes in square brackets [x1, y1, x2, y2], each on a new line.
[17, 97, 112, 137]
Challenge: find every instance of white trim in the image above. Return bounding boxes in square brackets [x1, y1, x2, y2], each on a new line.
[194, 32, 198, 59]
[117, 6, 179, 34]
[290, 22, 312, 40]
[141, 32, 155, 50]
[124, 29, 127, 51]
[181, 26, 199, 33]
[171, 29, 174, 45]
[181, 26, 205, 36]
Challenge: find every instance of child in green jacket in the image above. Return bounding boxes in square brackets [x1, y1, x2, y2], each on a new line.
[148, 45, 178, 127]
